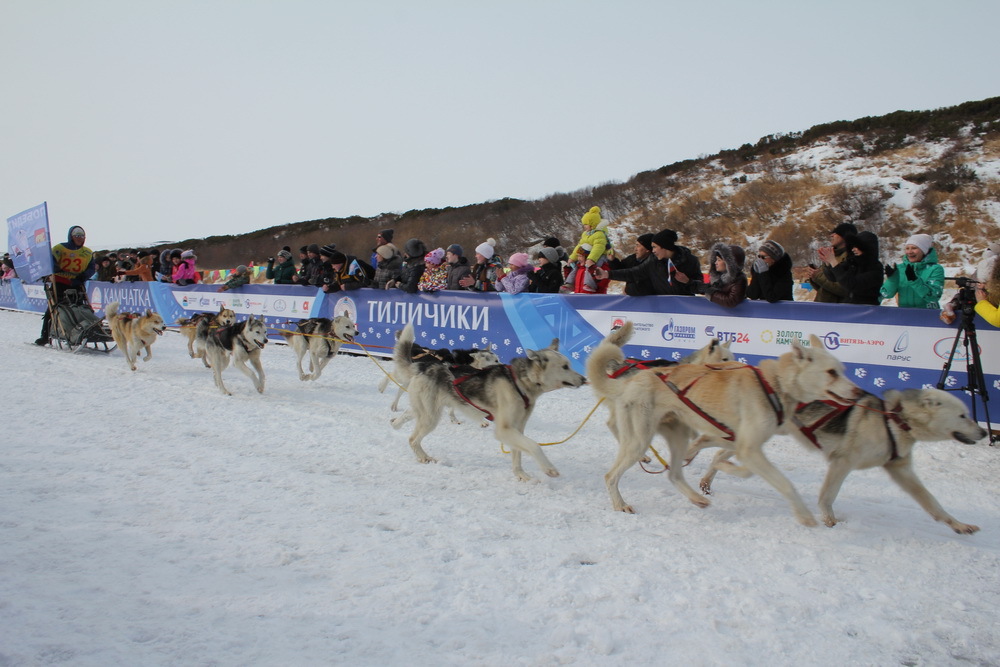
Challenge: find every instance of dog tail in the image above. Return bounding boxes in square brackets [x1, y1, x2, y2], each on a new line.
[586, 320, 633, 399]
[105, 301, 120, 321]
[393, 322, 415, 377]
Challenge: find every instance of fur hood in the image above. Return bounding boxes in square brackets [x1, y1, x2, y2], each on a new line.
[708, 242, 746, 286]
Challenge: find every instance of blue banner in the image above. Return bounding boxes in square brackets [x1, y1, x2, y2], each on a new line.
[2, 279, 995, 418]
[6, 202, 53, 283]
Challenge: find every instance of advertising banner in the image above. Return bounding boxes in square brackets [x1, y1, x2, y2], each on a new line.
[6, 202, 53, 283]
[0, 278, 990, 416]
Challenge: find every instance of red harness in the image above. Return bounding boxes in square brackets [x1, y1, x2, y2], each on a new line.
[452, 365, 529, 422]
[656, 364, 783, 441]
[792, 398, 910, 460]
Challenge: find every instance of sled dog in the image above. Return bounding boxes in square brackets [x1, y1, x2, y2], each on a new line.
[587, 321, 736, 513]
[378, 337, 500, 411]
[197, 316, 268, 395]
[390, 322, 586, 481]
[105, 301, 166, 371]
[595, 325, 862, 525]
[281, 314, 358, 381]
[696, 388, 986, 533]
[178, 304, 237, 365]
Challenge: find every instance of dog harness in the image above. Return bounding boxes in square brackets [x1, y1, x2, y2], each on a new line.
[606, 357, 677, 379]
[656, 363, 783, 441]
[792, 398, 910, 460]
[452, 365, 530, 422]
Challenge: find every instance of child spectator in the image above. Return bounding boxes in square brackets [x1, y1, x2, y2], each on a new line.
[458, 241, 503, 292]
[528, 248, 564, 293]
[172, 249, 200, 286]
[217, 265, 250, 292]
[880, 233, 944, 309]
[494, 252, 532, 294]
[747, 239, 794, 302]
[418, 248, 449, 292]
[445, 244, 471, 290]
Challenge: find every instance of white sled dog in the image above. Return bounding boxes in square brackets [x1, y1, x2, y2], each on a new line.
[390, 322, 586, 481]
[178, 304, 237, 365]
[281, 314, 358, 381]
[587, 321, 735, 513]
[597, 327, 862, 525]
[105, 301, 166, 371]
[378, 335, 500, 412]
[696, 387, 986, 533]
[197, 316, 269, 395]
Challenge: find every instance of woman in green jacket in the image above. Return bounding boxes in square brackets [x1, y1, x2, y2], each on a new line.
[266, 248, 298, 285]
[880, 233, 944, 309]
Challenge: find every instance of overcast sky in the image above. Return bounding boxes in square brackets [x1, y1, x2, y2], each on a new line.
[3, 1, 998, 248]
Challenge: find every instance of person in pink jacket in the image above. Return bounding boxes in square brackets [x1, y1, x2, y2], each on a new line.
[171, 249, 200, 285]
[494, 253, 532, 295]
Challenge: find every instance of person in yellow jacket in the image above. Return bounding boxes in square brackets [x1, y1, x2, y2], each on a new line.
[36, 226, 95, 346]
[569, 206, 610, 268]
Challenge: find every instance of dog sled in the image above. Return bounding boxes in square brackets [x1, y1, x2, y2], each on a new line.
[46, 285, 117, 354]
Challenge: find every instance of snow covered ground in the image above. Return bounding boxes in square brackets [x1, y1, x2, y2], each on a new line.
[1, 308, 998, 666]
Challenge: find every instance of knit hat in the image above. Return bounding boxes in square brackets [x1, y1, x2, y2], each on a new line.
[319, 244, 338, 258]
[651, 229, 678, 251]
[170, 249, 182, 259]
[136, 250, 150, 258]
[68, 226, 86, 239]
[581, 206, 602, 228]
[831, 222, 858, 238]
[446, 243, 463, 257]
[508, 252, 529, 268]
[277, 249, 293, 260]
[543, 237, 562, 248]
[475, 242, 495, 259]
[328, 251, 347, 265]
[236, 265, 248, 274]
[906, 234, 933, 256]
[300, 245, 309, 254]
[376, 245, 396, 261]
[759, 240, 785, 261]
[424, 248, 445, 265]
[307, 243, 321, 255]
[637, 233, 654, 251]
[537, 247, 560, 264]
[181, 249, 196, 260]
[378, 229, 394, 242]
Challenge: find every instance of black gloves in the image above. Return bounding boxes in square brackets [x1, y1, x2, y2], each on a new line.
[884, 265, 896, 278]
[905, 265, 917, 281]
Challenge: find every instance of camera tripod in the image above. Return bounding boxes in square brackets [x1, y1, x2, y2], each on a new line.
[936, 298, 997, 445]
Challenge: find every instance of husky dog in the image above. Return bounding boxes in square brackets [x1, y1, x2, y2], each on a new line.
[697, 388, 986, 533]
[178, 304, 237, 365]
[105, 301, 166, 371]
[390, 322, 586, 481]
[281, 314, 358, 381]
[595, 326, 862, 525]
[197, 316, 268, 395]
[378, 338, 500, 412]
[587, 321, 736, 513]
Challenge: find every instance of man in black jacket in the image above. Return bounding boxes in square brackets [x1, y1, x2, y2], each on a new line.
[595, 229, 702, 296]
[607, 233, 656, 296]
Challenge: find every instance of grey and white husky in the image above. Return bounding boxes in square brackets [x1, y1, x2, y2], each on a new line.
[390, 322, 586, 482]
[197, 315, 269, 396]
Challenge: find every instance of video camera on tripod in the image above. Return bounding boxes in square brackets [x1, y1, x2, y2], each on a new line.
[939, 276, 996, 444]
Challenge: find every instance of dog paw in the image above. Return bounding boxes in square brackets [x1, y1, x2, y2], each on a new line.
[690, 496, 710, 509]
[699, 481, 713, 495]
[544, 468, 560, 478]
[949, 521, 980, 534]
[417, 456, 437, 464]
[615, 504, 637, 514]
[797, 513, 819, 527]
